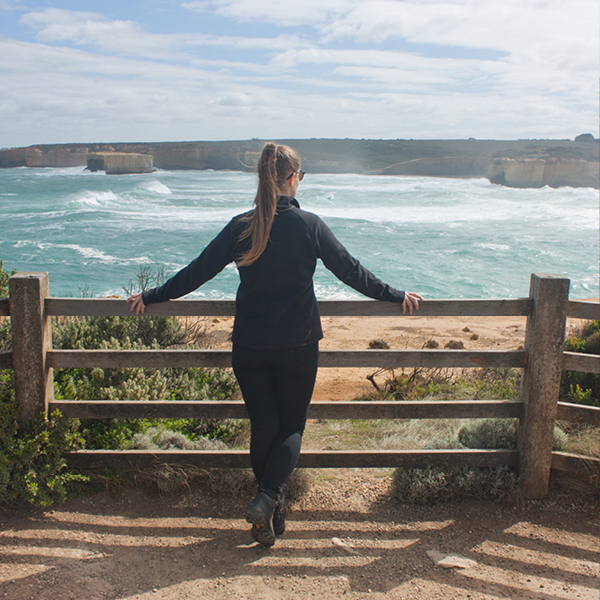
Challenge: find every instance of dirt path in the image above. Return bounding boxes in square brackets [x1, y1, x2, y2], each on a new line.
[0, 472, 598, 600]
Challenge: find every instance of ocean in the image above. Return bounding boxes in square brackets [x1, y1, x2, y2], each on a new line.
[0, 167, 598, 301]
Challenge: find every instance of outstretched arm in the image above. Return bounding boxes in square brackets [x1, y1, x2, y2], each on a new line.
[315, 217, 421, 310]
[125, 218, 241, 314]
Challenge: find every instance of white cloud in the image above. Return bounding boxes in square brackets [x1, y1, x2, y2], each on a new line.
[182, 0, 357, 26]
[19, 7, 310, 59]
[0, 1, 597, 146]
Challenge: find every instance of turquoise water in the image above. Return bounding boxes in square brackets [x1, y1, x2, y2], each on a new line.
[0, 167, 598, 300]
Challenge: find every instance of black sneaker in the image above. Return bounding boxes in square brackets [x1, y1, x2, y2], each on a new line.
[244, 491, 276, 547]
[273, 494, 287, 537]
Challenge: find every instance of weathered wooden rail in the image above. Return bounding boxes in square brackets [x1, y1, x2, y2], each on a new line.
[1, 272, 598, 500]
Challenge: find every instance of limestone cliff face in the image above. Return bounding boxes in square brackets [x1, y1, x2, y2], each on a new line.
[0, 146, 88, 168]
[487, 158, 599, 189]
[381, 156, 490, 177]
[87, 152, 154, 174]
[152, 145, 251, 170]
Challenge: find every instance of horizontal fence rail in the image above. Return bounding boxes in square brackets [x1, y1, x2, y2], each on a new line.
[63, 448, 520, 470]
[562, 351, 599, 374]
[46, 348, 528, 370]
[2, 296, 596, 319]
[551, 452, 600, 477]
[567, 300, 599, 321]
[49, 399, 525, 420]
[556, 401, 600, 426]
[45, 297, 534, 318]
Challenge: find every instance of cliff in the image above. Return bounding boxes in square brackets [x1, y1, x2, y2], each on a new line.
[0, 145, 89, 168]
[1, 138, 598, 188]
[487, 157, 599, 189]
[381, 155, 490, 178]
[87, 152, 154, 175]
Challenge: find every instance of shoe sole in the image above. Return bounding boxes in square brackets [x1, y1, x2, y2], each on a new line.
[245, 507, 276, 547]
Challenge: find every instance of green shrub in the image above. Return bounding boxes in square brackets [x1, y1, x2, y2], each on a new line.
[561, 320, 599, 407]
[360, 367, 521, 402]
[49, 313, 242, 449]
[0, 399, 87, 506]
[0, 260, 16, 299]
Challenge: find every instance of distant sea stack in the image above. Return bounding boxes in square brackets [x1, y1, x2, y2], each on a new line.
[86, 152, 154, 175]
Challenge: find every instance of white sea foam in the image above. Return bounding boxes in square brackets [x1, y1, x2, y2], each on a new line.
[28, 242, 150, 266]
[69, 190, 119, 206]
[474, 243, 511, 252]
[1, 169, 597, 299]
[136, 180, 172, 195]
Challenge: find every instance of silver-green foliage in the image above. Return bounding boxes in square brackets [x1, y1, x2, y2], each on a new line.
[392, 418, 568, 504]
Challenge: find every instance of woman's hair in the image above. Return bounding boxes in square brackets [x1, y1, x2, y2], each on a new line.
[237, 143, 301, 267]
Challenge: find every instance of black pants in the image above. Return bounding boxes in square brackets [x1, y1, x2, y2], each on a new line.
[232, 342, 319, 495]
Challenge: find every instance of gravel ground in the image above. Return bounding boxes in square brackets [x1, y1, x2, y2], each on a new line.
[0, 470, 597, 600]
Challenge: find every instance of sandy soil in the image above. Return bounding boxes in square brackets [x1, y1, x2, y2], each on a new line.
[0, 475, 597, 600]
[195, 312, 531, 402]
[0, 313, 597, 599]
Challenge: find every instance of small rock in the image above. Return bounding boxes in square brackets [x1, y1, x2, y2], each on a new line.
[427, 550, 477, 569]
[470, 334, 479, 341]
[332, 537, 359, 555]
[462, 327, 470, 332]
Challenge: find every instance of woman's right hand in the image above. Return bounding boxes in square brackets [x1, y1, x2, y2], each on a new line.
[402, 292, 423, 315]
[126, 293, 146, 315]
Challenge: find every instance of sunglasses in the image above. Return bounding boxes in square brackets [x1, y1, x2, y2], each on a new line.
[287, 170, 305, 182]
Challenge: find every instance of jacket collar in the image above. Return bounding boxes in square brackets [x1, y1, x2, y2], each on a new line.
[277, 195, 300, 209]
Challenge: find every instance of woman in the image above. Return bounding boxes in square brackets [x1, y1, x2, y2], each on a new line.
[127, 143, 422, 547]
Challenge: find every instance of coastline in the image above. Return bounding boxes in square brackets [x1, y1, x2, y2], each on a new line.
[1, 138, 598, 188]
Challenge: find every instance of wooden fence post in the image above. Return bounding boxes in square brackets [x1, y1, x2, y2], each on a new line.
[518, 273, 570, 499]
[9, 272, 54, 425]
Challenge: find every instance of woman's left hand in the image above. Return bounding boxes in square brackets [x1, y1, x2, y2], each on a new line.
[402, 292, 423, 315]
[126, 293, 145, 315]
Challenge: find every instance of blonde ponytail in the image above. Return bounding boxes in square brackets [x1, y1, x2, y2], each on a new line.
[237, 143, 300, 267]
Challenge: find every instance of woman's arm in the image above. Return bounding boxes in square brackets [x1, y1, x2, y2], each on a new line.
[314, 217, 422, 311]
[127, 218, 241, 314]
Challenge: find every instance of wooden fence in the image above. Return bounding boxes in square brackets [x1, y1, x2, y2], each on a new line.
[0, 272, 598, 500]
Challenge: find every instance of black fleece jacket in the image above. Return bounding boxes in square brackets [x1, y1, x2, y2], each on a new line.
[142, 196, 405, 349]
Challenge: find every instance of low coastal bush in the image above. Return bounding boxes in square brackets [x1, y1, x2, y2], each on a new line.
[391, 418, 568, 505]
[0, 373, 87, 507]
[358, 367, 521, 402]
[47, 312, 243, 450]
[0, 260, 16, 299]
[561, 320, 599, 406]
[392, 465, 518, 505]
[0, 294, 244, 504]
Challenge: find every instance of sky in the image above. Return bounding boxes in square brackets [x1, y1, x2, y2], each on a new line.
[0, 0, 598, 147]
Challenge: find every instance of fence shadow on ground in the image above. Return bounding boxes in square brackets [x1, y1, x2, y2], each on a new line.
[0, 483, 597, 600]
